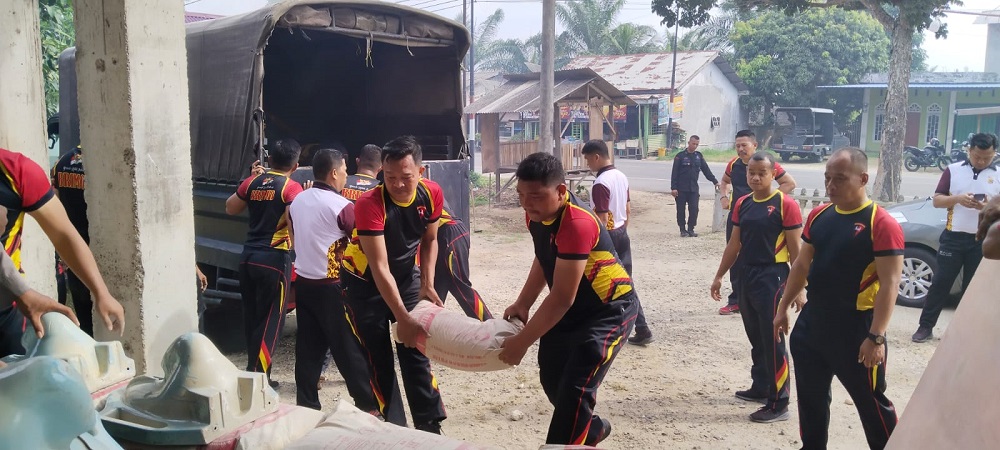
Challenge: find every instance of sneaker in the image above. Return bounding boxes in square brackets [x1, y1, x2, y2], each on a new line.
[680, 231, 690, 237]
[912, 326, 934, 343]
[718, 304, 740, 315]
[735, 389, 767, 404]
[688, 230, 699, 237]
[588, 415, 612, 445]
[268, 379, 280, 389]
[627, 328, 654, 346]
[749, 406, 790, 423]
[415, 420, 443, 435]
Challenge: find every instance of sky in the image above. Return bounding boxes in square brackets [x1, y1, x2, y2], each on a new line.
[183, 0, 1000, 72]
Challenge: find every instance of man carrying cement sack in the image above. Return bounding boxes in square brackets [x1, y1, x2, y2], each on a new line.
[341, 136, 447, 433]
[394, 301, 521, 371]
[499, 152, 637, 446]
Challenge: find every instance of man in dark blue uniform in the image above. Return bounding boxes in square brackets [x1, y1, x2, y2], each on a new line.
[671, 135, 719, 237]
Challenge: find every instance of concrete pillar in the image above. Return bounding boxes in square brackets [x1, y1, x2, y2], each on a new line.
[73, 0, 197, 375]
[0, 1, 57, 294]
[986, 24, 1000, 75]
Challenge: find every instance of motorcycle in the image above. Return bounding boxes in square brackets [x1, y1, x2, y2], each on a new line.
[955, 133, 1000, 166]
[904, 138, 949, 172]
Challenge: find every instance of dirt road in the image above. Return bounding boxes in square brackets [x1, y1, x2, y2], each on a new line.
[253, 190, 951, 449]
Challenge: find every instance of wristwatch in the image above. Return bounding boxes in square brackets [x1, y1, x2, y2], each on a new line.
[867, 332, 886, 345]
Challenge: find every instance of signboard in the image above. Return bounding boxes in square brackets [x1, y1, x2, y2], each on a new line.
[673, 94, 684, 120]
[521, 104, 628, 122]
[657, 97, 670, 125]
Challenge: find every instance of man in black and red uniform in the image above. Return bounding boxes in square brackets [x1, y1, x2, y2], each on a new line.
[225, 138, 303, 385]
[341, 144, 382, 202]
[50, 145, 94, 335]
[499, 152, 636, 446]
[341, 136, 447, 433]
[711, 151, 803, 423]
[434, 203, 493, 321]
[774, 148, 903, 450]
[718, 130, 797, 315]
[0, 148, 125, 356]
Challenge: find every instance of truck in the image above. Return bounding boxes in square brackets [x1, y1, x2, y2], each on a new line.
[57, 1, 473, 351]
[769, 107, 850, 162]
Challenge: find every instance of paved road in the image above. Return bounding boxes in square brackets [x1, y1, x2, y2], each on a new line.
[613, 157, 943, 200]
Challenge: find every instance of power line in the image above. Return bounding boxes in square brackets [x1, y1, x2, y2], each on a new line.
[418, 0, 463, 11]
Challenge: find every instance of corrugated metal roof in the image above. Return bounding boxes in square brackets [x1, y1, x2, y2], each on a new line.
[862, 72, 999, 84]
[466, 68, 635, 114]
[563, 51, 747, 97]
[185, 12, 221, 23]
[819, 83, 1000, 89]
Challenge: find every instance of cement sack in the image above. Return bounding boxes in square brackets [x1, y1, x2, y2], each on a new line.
[287, 400, 495, 449]
[391, 301, 523, 372]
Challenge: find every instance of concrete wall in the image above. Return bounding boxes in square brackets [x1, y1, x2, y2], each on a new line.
[677, 62, 743, 150]
[987, 24, 1000, 75]
[863, 87, 1000, 152]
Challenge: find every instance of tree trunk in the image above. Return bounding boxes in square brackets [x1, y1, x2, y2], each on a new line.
[872, 19, 914, 203]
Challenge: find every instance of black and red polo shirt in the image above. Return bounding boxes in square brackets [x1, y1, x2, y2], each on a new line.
[725, 157, 789, 209]
[731, 191, 802, 265]
[801, 200, 904, 311]
[235, 170, 302, 251]
[0, 148, 56, 270]
[341, 173, 379, 202]
[50, 146, 89, 243]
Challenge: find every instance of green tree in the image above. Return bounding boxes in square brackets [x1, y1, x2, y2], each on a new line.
[606, 23, 662, 55]
[731, 8, 889, 125]
[39, 0, 75, 118]
[556, 0, 628, 55]
[652, 0, 959, 203]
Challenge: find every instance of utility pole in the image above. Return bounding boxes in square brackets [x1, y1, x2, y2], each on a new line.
[665, 3, 680, 154]
[470, 0, 476, 150]
[463, 0, 468, 145]
[539, 0, 555, 154]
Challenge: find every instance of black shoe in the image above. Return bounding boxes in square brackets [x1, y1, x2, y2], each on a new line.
[415, 420, 443, 435]
[268, 379, 279, 389]
[749, 406, 790, 423]
[680, 231, 690, 237]
[587, 415, 612, 445]
[627, 327, 654, 346]
[735, 389, 767, 404]
[688, 230, 699, 237]
[912, 326, 934, 343]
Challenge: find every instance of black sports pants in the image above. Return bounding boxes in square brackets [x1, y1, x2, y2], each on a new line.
[294, 278, 378, 412]
[918, 230, 982, 329]
[238, 248, 291, 375]
[608, 226, 648, 331]
[434, 222, 493, 321]
[67, 270, 93, 337]
[726, 212, 742, 307]
[790, 307, 897, 450]
[737, 263, 790, 410]
[344, 274, 446, 428]
[539, 297, 636, 445]
[676, 191, 700, 232]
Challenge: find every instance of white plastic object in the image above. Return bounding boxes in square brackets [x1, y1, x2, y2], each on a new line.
[0, 356, 124, 450]
[391, 301, 524, 371]
[98, 332, 279, 445]
[1, 312, 135, 394]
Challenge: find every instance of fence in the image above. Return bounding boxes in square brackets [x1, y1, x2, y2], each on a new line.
[495, 140, 590, 172]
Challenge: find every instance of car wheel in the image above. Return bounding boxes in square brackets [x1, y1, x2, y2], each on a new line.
[780, 152, 791, 162]
[897, 247, 937, 308]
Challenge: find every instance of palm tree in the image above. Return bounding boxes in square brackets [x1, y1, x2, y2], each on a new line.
[606, 23, 661, 55]
[555, 0, 627, 56]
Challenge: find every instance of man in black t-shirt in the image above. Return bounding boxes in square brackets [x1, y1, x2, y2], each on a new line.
[341, 136, 447, 433]
[774, 148, 903, 450]
[50, 146, 94, 335]
[711, 152, 803, 423]
[226, 139, 303, 384]
[718, 130, 797, 315]
[341, 144, 382, 202]
[499, 152, 636, 446]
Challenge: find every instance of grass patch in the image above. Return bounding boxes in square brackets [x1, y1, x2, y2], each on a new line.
[655, 148, 735, 163]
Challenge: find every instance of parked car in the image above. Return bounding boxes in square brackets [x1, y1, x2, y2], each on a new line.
[886, 198, 964, 308]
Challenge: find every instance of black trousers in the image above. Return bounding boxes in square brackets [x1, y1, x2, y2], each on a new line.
[434, 222, 493, 321]
[0, 307, 25, 357]
[344, 274, 446, 428]
[737, 263, 790, 410]
[67, 270, 93, 337]
[294, 278, 379, 412]
[726, 212, 742, 307]
[539, 297, 636, 445]
[676, 191, 700, 232]
[238, 248, 291, 375]
[608, 226, 647, 330]
[918, 230, 982, 329]
[790, 306, 897, 450]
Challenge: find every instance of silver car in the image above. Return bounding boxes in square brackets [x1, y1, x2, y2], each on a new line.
[886, 198, 964, 308]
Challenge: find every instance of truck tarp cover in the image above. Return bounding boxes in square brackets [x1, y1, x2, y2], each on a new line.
[184, 1, 469, 182]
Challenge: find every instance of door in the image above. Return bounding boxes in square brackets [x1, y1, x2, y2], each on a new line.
[905, 112, 921, 146]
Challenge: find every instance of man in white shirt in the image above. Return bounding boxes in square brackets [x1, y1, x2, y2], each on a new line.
[582, 140, 653, 345]
[913, 133, 999, 343]
[288, 149, 377, 413]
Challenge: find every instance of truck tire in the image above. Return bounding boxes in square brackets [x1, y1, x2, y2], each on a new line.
[780, 152, 791, 162]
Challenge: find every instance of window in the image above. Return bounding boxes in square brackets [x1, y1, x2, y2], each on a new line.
[874, 103, 886, 141]
[926, 103, 942, 143]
